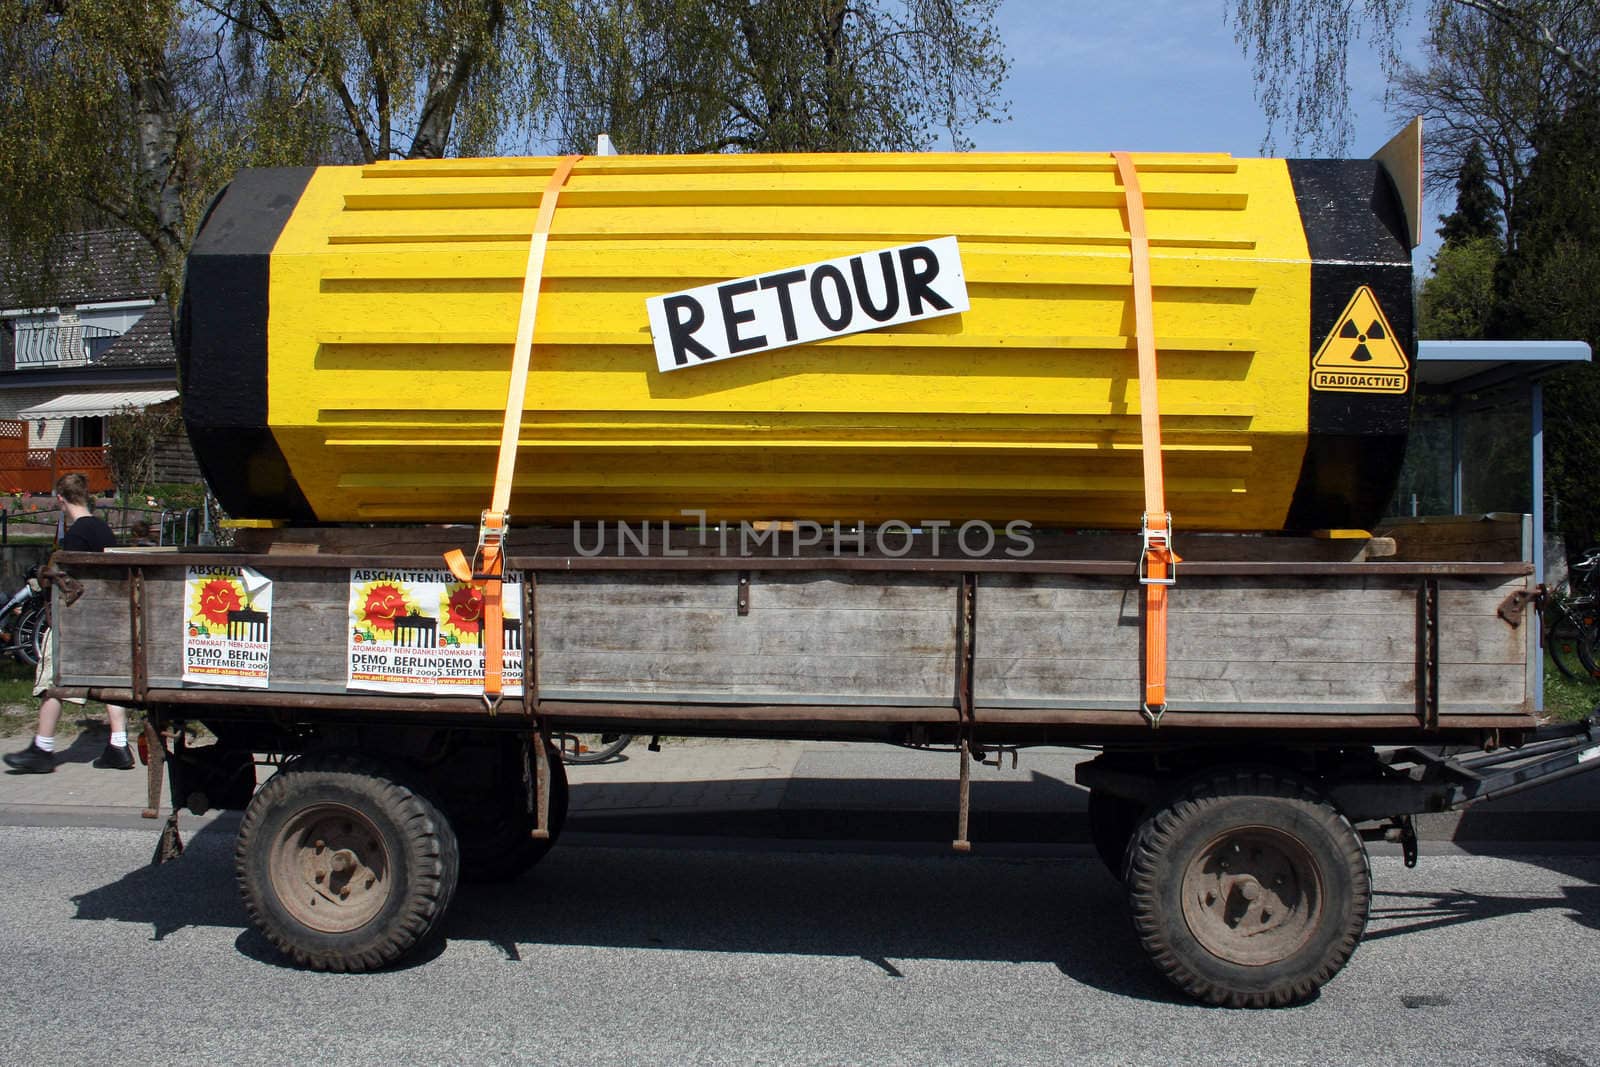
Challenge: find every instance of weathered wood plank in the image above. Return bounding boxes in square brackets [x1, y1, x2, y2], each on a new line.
[50, 554, 1529, 717]
[1375, 515, 1525, 563]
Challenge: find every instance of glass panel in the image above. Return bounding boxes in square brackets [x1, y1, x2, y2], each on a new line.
[1389, 394, 1453, 517]
[1388, 386, 1531, 518]
[1462, 387, 1531, 515]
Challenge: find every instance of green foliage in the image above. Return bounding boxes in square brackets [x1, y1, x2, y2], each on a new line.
[1438, 143, 1503, 243]
[1226, 1, 1597, 153]
[3, 0, 1008, 305]
[1482, 92, 1600, 552]
[1225, 0, 1411, 152]
[1420, 236, 1500, 339]
[210, 0, 559, 161]
[106, 402, 184, 499]
[1391, 3, 1593, 242]
[546, 0, 1009, 154]
[0, 0, 366, 303]
[1542, 364, 1600, 551]
[146, 481, 208, 511]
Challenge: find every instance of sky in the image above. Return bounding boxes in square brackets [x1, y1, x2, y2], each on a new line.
[970, 1, 1443, 265]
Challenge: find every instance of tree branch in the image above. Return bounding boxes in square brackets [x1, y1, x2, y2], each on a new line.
[1454, 0, 1596, 85]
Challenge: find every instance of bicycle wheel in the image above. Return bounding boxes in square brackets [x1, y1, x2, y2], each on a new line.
[15, 602, 47, 668]
[558, 732, 633, 764]
[1571, 600, 1600, 678]
[1546, 598, 1599, 681]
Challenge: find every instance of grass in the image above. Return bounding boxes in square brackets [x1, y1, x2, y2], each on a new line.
[1544, 652, 1600, 723]
[0, 656, 130, 741]
[0, 657, 36, 736]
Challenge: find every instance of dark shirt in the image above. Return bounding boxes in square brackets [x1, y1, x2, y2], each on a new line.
[62, 514, 117, 552]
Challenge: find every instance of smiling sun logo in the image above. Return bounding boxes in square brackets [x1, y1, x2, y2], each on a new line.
[439, 583, 484, 647]
[189, 576, 246, 637]
[351, 580, 420, 643]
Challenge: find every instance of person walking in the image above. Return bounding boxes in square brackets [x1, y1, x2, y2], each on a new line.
[4, 473, 134, 773]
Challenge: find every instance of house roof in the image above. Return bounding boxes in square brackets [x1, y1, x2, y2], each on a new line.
[97, 300, 177, 368]
[0, 229, 162, 309]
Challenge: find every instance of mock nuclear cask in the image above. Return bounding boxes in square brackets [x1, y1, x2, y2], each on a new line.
[179, 152, 1414, 530]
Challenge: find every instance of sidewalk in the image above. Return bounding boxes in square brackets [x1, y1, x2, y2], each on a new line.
[3, 734, 1599, 846]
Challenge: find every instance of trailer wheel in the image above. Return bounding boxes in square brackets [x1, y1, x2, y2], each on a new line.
[1087, 790, 1143, 878]
[457, 748, 570, 883]
[235, 752, 460, 972]
[1124, 770, 1369, 1008]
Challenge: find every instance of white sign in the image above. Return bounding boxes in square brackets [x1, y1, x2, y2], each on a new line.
[346, 568, 524, 696]
[183, 565, 271, 688]
[646, 236, 969, 373]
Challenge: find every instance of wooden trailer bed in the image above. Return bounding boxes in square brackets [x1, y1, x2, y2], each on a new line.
[47, 518, 1540, 745]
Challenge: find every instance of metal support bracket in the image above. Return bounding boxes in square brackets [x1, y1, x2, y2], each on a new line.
[953, 572, 977, 852]
[1497, 587, 1539, 628]
[528, 727, 551, 841]
[1416, 577, 1440, 729]
[1383, 815, 1419, 868]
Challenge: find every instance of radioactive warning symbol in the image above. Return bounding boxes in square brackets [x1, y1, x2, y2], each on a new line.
[1311, 286, 1409, 394]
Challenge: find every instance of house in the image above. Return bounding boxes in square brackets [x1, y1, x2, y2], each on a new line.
[0, 230, 190, 493]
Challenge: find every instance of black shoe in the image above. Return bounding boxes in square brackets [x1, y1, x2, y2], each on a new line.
[93, 743, 135, 770]
[4, 742, 55, 773]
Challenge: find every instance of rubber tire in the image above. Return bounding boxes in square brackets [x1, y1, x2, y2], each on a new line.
[1123, 769, 1370, 1008]
[17, 604, 46, 668]
[235, 752, 460, 972]
[1087, 790, 1144, 878]
[1546, 598, 1600, 681]
[559, 732, 634, 764]
[457, 749, 570, 883]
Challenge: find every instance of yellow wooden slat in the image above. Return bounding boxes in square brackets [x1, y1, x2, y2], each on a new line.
[267, 153, 1311, 528]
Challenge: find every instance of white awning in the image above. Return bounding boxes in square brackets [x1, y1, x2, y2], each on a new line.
[18, 388, 179, 420]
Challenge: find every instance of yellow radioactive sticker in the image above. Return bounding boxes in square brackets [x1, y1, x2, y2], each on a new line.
[1311, 286, 1409, 394]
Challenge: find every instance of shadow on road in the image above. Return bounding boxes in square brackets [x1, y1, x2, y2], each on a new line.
[66, 819, 1179, 1001]
[1368, 851, 1600, 939]
[64, 816, 1599, 1005]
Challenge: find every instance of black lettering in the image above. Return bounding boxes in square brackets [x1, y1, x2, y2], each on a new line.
[664, 295, 714, 366]
[850, 251, 901, 322]
[810, 264, 853, 331]
[758, 269, 807, 341]
[717, 278, 766, 354]
[899, 245, 953, 315]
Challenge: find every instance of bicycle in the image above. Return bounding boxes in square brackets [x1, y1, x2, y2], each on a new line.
[1544, 546, 1600, 682]
[0, 569, 49, 668]
[556, 732, 636, 764]
[556, 732, 664, 764]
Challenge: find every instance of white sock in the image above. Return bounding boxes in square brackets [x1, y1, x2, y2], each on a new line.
[110, 731, 127, 748]
[34, 734, 54, 753]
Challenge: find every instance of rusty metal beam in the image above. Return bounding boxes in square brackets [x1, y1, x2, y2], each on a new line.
[54, 550, 1533, 580]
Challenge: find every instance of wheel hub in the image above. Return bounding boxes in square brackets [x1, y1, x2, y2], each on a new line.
[269, 804, 391, 933]
[1181, 827, 1323, 966]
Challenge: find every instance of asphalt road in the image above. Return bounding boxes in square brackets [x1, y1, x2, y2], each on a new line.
[0, 824, 1597, 1066]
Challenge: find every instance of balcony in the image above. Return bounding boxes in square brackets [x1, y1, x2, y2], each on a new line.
[0, 421, 111, 494]
[12, 322, 120, 368]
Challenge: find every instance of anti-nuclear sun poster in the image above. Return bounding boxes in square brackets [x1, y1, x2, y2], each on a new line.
[346, 568, 525, 695]
[183, 565, 272, 688]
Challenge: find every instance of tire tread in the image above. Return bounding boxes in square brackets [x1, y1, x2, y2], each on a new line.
[235, 751, 459, 972]
[1123, 769, 1370, 1008]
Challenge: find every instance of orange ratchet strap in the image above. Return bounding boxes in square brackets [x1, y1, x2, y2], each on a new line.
[445, 154, 584, 709]
[1113, 151, 1180, 728]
